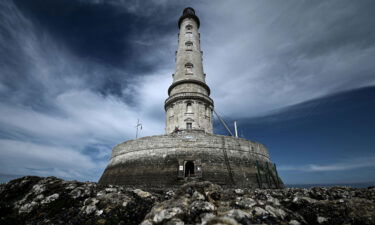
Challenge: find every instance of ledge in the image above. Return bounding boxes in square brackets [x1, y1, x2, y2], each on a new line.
[168, 79, 210, 95]
[164, 92, 214, 110]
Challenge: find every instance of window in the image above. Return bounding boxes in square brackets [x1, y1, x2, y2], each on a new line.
[186, 123, 192, 130]
[185, 63, 193, 75]
[186, 24, 193, 31]
[185, 41, 193, 51]
[186, 102, 192, 113]
[185, 41, 193, 47]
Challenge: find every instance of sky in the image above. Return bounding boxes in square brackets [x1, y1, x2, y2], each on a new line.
[0, 0, 374, 185]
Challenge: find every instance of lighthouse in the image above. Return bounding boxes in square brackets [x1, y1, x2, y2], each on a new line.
[99, 8, 283, 189]
[165, 8, 213, 134]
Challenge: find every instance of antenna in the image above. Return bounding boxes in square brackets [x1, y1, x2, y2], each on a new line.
[234, 121, 238, 138]
[135, 119, 142, 139]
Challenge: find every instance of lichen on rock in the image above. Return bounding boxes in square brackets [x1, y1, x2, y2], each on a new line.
[1, 176, 375, 225]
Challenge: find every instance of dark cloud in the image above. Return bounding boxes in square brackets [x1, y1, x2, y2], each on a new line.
[11, 0, 181, 71]
[4, 0, 184, 106]
[282, 1, 375, 59]
[0, 0, 374, 184]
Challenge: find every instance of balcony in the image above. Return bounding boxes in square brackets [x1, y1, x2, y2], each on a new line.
[164, 92, 214, 109]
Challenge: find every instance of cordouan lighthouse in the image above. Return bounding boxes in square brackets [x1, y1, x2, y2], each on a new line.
[99, 8, 283, 188]
[165, 7, 213, 134]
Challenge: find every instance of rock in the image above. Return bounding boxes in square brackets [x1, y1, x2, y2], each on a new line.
[192, 191, 206, 201]
[97, 219, 107, 224]
[81, 198, 99, 215]
[133, 189, 152, 198]
[201, 213, 216, 225]
[224, 209, 252, 224]
[292, 196, 317, 205]
[265, 205, 286, 219]
[165, 218, 185, 225]
[252, 207, 268, 217]
[205, 216, 239, 225]
[40, 193, 59, 204]
[31, 184, 45, 195]
[266, 196, 280, 206]
[289, 219, 301, 225]
[190, 201, 216, 214]
[152, 207, 183, 223]
[140, 219, 153, 225]
[234, 189, 244, 195]
[105, 187, 117, 193]
[1, 177, 375, 225]
[317, 216, 328, 223]
[235, 197, 257, 209]
[165, 190, 175, 199]
[18, 201, 38, 214]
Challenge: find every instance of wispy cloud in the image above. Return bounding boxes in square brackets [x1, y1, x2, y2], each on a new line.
[0, 0, 374, 182]
[200, 0, 375, 118]
[0, 0, 168, 180]
[279, 156, 375, 172]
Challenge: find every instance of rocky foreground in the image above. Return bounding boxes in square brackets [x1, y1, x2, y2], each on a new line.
[1, 177, 375, 225]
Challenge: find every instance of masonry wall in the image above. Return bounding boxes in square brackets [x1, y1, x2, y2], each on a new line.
[165, 100, 213, 133]
[99, 131, 283, 188]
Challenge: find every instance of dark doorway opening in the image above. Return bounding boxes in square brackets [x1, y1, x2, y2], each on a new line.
[185, 161, 195, 177]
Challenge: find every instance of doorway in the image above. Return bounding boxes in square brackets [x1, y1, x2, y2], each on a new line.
[185, 161, 195, 177]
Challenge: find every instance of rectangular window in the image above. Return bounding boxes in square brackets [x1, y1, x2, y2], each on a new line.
[186, 123, 192, 129]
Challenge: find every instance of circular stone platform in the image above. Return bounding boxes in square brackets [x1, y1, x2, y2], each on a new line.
[99, 130, 283, 188]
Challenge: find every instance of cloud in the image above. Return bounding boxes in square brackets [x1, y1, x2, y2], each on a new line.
[0, 0, 374, 182]
[279, 155, 375, 172]
[0, 0, 168, 180]
[199, 0, 375, 118]
[0, 139, 97, 179]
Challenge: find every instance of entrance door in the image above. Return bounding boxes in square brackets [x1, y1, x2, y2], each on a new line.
[185, 161, 195, 177]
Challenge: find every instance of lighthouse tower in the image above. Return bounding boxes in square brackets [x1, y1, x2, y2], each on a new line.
[99, 7, 284, 189]
[165, 8, 213, 134]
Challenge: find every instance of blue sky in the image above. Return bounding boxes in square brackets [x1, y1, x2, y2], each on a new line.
[0, 0, 374, 184]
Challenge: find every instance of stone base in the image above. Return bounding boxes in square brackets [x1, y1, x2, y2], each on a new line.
[99, 130, 283, 188]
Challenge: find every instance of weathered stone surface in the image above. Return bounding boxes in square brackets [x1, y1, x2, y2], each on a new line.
[2, 176, 374, 224]
[99, 130, 283, 189]
[0, 176, 156, 225]
[165, 8, 213, 134]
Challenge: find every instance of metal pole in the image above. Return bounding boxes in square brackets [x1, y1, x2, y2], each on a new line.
[135, 119, 139, 139]
[213, 109, 234, 136]
[234, 121, 238, 138]
[274, 163, 280, 188]
[135, 119, 142, 139]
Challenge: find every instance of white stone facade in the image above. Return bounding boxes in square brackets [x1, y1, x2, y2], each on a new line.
[165, 11, 214, 134]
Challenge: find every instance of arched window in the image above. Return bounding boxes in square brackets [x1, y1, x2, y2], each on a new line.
[186, 24, 193, 31]
[185, 63, 193, 75]
[185, 41, 193, 47]
[186, 102, 192, 113]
